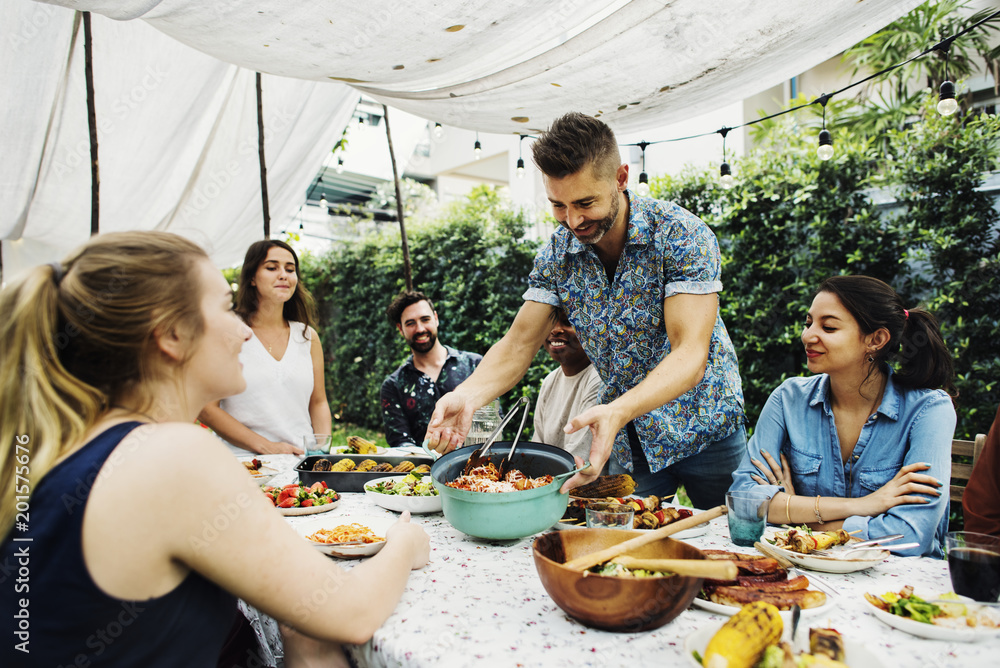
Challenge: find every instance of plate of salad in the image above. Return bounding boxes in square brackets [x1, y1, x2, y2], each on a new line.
[263, 481, 340, 515]
[864, 585, 1000, 642]
[364, 473, 441, 514]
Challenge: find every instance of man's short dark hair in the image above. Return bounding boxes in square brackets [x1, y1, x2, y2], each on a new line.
[531, 112, 621, 180]
[386, 290, 435, 326]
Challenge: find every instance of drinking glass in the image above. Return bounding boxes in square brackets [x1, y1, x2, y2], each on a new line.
[945, 531, 1000, 602]
[303, 434, 332, 455]
[466, 399, 502, 446]
[726, 490, 771, 547]
[585, 503, 635, 530]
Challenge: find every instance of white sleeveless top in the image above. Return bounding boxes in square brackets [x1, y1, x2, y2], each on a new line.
[220, 321, 315, 455]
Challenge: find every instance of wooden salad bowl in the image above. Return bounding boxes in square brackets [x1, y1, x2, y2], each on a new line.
[532, 528, 705, 632]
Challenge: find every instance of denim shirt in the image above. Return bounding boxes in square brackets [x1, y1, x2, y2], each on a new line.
[523, 191, 744, 472]
[730, 371, 956, 558]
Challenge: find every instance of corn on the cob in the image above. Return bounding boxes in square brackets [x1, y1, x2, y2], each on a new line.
[392, 461, 415, 473]
[331, 458, 356, 472]
[569, 474, 636, 499]
[703, 601, 782, 668]
[413, 464, 431, 474]
[312, 459, 333, 471]
[372, 462, 394, 472]
[347, 435, 379, 454]
[355, 459, 378, 472]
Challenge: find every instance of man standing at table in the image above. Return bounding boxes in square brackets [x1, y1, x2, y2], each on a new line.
[424, 112, 745, 509]
[381, 290, 482, 450]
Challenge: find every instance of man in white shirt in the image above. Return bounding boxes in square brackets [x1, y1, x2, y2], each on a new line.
[532, 309, 602, 462]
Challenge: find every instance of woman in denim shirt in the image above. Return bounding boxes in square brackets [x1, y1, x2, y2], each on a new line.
[730, 275, 956, 557]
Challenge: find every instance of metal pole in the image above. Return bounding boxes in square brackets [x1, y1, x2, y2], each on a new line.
[83, 12, 99, 235]
[382, 105, 412, 291]
[256, 72, 271, 239]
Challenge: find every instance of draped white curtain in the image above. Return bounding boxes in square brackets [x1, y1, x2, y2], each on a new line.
[2, 0, 923, 276]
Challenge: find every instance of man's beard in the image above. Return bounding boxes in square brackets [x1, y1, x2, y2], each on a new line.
[408, 332, 436, 354]
[571, 190, 619, 245]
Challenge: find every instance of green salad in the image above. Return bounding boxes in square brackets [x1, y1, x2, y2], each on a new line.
[591, 562, 675, 578]
[368, 472, 438, 497]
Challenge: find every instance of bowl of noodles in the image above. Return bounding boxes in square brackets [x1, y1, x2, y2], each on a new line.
[430, 442, 577, 540]
[293, 515, 393, 558]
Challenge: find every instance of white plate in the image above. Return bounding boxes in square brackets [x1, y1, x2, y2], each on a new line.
[864, 591, 1000, 642]
[364, 475, 442, 514]
[329, 444, 388, 456]
[762, 530, 888, 573]
[294, 514, 395, 558]
[278, 499, 340, 516]
[684, 621, 885, 668]
[237, 456, 281, 484]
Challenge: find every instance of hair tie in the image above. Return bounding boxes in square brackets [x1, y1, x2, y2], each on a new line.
[49, 262, 65, 286]
[903, 309, 909, 320]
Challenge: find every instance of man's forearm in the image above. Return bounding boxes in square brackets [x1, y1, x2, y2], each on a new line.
[606, 341, 709, 427]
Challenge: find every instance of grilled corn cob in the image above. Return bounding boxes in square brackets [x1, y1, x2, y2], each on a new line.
[312, 459, 333, 471]
[372, 462, 394, 472]
[347, 435, 379, 454]
[331, 458, 356, 472]
[413, 464, 431, 474]
[569, 474, 636, 499]
[355, 459, 378, 472]
[392, 461, 415, 473]
[703, 601, 782, 668]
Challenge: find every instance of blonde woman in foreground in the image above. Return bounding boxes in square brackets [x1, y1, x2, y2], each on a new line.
[0, 231, 429, 667]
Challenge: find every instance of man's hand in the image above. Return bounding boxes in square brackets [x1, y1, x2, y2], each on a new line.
[424, 391, 476, 455]
[558, 404, 626, 493]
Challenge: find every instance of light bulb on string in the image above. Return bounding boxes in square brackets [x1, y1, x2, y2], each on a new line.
[335, 157, 344, 174]
[816, 94, 834, 161]
[936, 38, 959, 116]
[474, 132, 482, 160]
[817, 129, 834, 161]
[319, 193, 328, 209]
[433, 122, 445, 139]
[636, 141, 650, 197]
[516, 135, 527, 179]
[938, 80, 958, 116]
[717, 128, 734, 189]
[720, 162, 734, 189]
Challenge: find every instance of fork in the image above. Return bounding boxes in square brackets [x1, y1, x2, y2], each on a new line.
[813, 542, 920, 558]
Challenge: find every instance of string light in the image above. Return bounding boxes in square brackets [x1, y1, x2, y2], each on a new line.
[433, 122, 445, 139]
[718, 128, 734, 189]
[636, 141, 650, 197]
[474, 131, 482, 160]
[817, 94, 834, 161]
[613, 9, 1000, 177]
[516, 135, 527, 179]
[336, 156, 344, 174]
[936, 38, 959, 116]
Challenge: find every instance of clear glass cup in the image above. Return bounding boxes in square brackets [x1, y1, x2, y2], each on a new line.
[945, 531, 1000, 601]
[726, 490, 771, 547]
[466, 399, 502, 446]
[585, 502, 635, 530]
[303, 434, 332, 455]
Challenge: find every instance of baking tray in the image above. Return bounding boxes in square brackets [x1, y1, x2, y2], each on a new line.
[296, 453, 434, 493]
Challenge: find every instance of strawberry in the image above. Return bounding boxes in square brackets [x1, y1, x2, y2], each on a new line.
[300, 498, 314, 507]
[277, 498, 296, 508]
[308, 482, 325, 494]
[277, 489, 294, 504]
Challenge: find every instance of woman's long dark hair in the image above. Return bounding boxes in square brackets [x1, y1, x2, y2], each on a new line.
[817, 275, 956, 396]
[234, 240, 316, 333]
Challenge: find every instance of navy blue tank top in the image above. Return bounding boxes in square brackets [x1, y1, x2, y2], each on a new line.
[1, 422, 236, 667]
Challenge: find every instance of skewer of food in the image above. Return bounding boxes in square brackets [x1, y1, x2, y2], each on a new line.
[771, 527, 853, 554]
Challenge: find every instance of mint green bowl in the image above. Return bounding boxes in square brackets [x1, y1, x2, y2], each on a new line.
[431, 442, 579, 540]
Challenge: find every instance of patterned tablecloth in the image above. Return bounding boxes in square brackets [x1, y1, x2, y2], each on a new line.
[259, 456, 998, 668]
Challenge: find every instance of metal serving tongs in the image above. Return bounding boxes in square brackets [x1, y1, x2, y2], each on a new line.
[461, 396, 529, 476]
[497, 397, 531, 478]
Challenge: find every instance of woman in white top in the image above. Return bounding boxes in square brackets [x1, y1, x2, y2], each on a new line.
[199, 240, 331, 455]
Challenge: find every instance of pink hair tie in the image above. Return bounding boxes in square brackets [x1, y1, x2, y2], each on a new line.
[903, 309, 909, 319]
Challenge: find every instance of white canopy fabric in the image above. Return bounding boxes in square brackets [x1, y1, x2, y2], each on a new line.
[2, 0, 923, 277]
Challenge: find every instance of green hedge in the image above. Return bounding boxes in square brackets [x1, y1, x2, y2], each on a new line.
[653, 102, 1000, 439]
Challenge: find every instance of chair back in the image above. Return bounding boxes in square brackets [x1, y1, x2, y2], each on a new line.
[951, 434, 988, 503]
